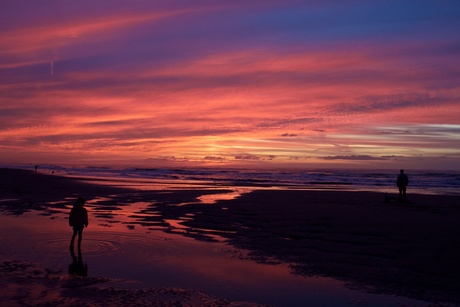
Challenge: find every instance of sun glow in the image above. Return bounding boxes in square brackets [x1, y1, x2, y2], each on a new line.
[1, 2, 459, 169]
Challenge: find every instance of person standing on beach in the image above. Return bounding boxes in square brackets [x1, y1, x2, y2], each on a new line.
[396, 169, 409, 201]
[69, 197, 89, 250]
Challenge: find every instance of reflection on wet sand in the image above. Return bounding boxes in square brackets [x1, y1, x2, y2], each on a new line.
[69, 249, 88, 277]
[2, 169, 460, 305]
[67, 188, 460, 304]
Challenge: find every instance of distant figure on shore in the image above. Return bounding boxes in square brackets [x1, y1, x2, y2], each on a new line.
[396, 169, 409, 201]
[69, 197, 89, 251]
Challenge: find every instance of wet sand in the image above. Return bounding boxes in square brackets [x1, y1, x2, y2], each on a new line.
[1, 168, 460, 305]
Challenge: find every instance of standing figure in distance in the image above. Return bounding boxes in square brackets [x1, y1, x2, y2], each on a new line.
[69, 197, 89, 251]
[396, 169, 409, 201]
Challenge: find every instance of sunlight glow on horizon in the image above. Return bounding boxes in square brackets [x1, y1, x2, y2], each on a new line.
[1, 1, 459, 170]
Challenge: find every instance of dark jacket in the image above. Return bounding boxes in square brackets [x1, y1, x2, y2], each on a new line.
[396, 174, 409, 187]
[69, 206, 88, 227]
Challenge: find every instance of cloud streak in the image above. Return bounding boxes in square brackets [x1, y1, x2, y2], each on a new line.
[1, 1, 459, 169]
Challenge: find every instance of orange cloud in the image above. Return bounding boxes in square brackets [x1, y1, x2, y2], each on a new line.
[1, 3, 459, 169]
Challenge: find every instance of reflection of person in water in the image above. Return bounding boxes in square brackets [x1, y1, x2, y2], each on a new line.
[396, 169, 409, 201]
[69, 197, 89, 251]
[69, 249, 88, 276]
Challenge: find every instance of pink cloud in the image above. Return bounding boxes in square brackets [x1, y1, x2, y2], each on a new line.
[1, 2, 459, 169]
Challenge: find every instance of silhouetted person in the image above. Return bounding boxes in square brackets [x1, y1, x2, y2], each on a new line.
[396, 169, 409, 201]
[69, 197, 88, 251]
[69, 249, 88, 277]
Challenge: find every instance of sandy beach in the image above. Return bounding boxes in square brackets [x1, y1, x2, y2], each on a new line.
[1, 168, 460, 306]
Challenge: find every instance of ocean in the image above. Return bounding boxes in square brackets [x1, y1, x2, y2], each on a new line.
[10, 164, 460, 196]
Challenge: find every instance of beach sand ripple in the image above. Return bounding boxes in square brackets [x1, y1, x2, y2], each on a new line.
[2, 168, 460, 305]
[0, 259, 263, 306]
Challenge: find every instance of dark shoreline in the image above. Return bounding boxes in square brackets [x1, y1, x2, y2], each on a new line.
[2, 168, 460, 305]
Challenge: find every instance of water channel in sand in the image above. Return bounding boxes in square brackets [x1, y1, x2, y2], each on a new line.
[0, 189, 431, 307]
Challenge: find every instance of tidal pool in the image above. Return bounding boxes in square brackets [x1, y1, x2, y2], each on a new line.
[0, 201, 432, 307]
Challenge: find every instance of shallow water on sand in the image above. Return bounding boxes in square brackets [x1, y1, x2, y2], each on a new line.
[0, 203, 432, 306]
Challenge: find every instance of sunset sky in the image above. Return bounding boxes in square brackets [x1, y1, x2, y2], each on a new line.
[1, 1, 459, 170]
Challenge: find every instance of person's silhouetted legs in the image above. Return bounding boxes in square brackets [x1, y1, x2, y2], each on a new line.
[399, 186, 407, 201]
[78, 231, 83, 251]
[69, 226, 83, 250]
[70, 233, 76, 250]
